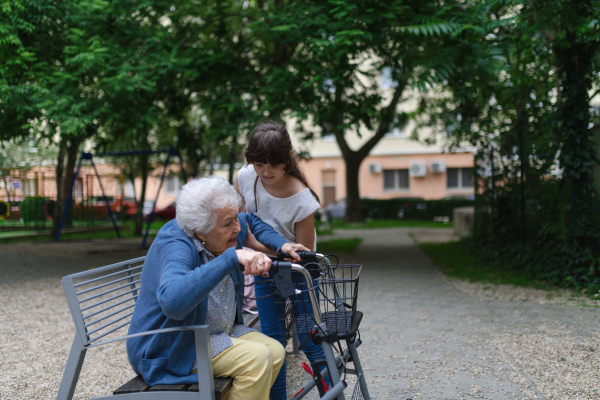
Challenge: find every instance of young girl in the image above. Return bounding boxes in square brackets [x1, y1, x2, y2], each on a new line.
[235, 119, 323, 400]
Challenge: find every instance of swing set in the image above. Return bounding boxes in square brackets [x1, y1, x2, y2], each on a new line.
[54, 146, 187, 249]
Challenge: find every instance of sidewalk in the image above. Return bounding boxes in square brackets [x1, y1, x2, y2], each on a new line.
[295, 227, 598, 399]
[0, 228, 598, 399]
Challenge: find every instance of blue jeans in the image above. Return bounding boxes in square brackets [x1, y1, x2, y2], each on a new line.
[254, 274, 327, 400]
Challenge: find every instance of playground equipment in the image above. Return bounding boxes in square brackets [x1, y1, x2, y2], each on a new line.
[55, 147, 186, 248]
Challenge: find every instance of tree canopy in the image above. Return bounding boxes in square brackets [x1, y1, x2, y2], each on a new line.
[1, 0, 599, 288]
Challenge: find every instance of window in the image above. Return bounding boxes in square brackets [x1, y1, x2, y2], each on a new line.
[123, 180, 135, 198]
[321, 170, 336, 208]
[22, 179, 36, 196]
[164, 175, 180, 196]
[447, 168, 474, 189]
[383, 169, 409, 191]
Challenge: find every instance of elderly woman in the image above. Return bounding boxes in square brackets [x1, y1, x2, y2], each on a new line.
[126, 176, 309, 400]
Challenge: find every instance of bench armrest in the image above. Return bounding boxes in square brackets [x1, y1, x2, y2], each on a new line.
[90, 325, 215, 399]
[87, 325, 209, 348]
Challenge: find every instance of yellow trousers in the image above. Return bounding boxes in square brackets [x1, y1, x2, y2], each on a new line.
[212, 331, 285, 400]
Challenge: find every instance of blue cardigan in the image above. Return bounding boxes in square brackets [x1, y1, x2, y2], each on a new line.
[126, 213, 287, 385]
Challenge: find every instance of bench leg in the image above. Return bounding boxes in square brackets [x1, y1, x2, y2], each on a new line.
[56, 336, 87, 400]
[193, 327, 216, 400]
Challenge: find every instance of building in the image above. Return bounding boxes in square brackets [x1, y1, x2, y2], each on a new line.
[292, 121, 476, 209]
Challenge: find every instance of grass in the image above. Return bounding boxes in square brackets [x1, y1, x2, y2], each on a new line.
[317, 237, 363, 254]
[316, 218, 451, 235]
[0, 220, 167, 244]
[419, 240, 600, 305]
[315, 218, 446, 253]
[418, 240, 546, 288]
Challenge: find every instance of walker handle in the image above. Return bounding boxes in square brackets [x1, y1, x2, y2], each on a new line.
[238, 259, 290, 274]
[277, 250, 318, 262]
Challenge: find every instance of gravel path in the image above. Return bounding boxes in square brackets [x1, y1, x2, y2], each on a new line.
[1, 230, 599, 399]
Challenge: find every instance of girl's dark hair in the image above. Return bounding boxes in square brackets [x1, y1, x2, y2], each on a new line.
[245, 119, 320, 211]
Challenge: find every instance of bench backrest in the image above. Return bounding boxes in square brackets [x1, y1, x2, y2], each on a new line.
[61, 256, 146, 347]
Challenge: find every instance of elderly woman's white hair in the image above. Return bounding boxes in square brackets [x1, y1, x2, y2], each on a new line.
[175, 176, 242, 238]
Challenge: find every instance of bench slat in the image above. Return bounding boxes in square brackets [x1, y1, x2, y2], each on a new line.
[188, 377, 233, 400]
[114, 375, 233, 399]
[149, 384, 189, 391]
[113, 375, 149, 394]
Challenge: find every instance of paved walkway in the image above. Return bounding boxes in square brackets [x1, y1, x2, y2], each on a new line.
[1, 228, 598, 399]
[314, 228, 599, 399]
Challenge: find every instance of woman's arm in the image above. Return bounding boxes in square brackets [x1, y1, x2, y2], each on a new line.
[157, 245, 238, 320]
[294, 213, 315, 250]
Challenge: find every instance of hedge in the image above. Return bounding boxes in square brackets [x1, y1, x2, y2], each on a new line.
[360, 197, 474, 221]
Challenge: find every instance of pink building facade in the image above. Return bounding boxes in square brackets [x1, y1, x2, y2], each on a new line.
[292, 124, 476, 209]
[299, 151, 475, 208]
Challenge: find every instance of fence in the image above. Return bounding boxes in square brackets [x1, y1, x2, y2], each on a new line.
[0, 168, 134, 233]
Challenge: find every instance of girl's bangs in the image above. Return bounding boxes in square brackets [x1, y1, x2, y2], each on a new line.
[246, 137, 289, 166]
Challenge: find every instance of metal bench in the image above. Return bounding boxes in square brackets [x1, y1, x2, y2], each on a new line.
[57, 256, 258, 400]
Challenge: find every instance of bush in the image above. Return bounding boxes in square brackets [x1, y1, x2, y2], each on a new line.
[360, 197, 474, 221]
[361, 197, 426, 219]
[19, 197, 50, 222]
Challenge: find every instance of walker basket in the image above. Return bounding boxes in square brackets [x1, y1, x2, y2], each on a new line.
[276, 264, 362, 341]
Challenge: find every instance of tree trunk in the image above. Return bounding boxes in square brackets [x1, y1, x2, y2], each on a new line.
[344, 155, 363, 222]
[228, 135, 238, 184]
[134, 156, 149, 236]
[51, 136, 83, 237]
[51, 144, 67, 237]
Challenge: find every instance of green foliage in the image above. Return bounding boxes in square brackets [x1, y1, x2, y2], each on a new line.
[414, 0, 600, 289]
[317, 237, 362, 254]
[358, 198, 473, 221]
[419, 239, 552, 289]
[328, 219, 451, 229]
[3, 0, 599, 291]
[19, 197, 49, 222]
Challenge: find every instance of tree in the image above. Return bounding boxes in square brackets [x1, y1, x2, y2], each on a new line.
[416, 0, 600, 287]
[551, 0, 600, 278]
[244, 0, 484, 221]
[1, 0, 86, 233]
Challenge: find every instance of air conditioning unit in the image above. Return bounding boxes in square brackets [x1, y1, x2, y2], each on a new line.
[429, 160, 446, 173]
[409, 161, 427, 177]
[368, 163, 382, 173]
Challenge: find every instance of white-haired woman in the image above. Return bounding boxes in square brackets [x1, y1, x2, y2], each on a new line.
[126, 176, 309, 400]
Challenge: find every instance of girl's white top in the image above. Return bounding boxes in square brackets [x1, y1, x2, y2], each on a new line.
[238, 164, 321, 250]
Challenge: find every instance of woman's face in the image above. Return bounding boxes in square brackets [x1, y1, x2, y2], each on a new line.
[196, 207, 241, 256]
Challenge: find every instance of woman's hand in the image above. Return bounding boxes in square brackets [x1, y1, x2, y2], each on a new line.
[280, 242, 310, 261]
[236, 249, 272, 277]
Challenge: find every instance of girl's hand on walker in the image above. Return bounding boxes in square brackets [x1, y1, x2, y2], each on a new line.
[280, 242, 310, 261]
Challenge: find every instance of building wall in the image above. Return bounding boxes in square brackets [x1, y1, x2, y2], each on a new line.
[0, 164, 183, 210]
[299, 151, 475, 206]
[287, 113, 476, 207]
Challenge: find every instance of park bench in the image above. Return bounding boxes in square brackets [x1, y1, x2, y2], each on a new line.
[57, 256, 259, 400]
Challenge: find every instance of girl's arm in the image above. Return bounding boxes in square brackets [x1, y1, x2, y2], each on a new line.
[243, 227, 277, 256]
[294, 213, 315, 250]
[233, 171, 246, 212]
